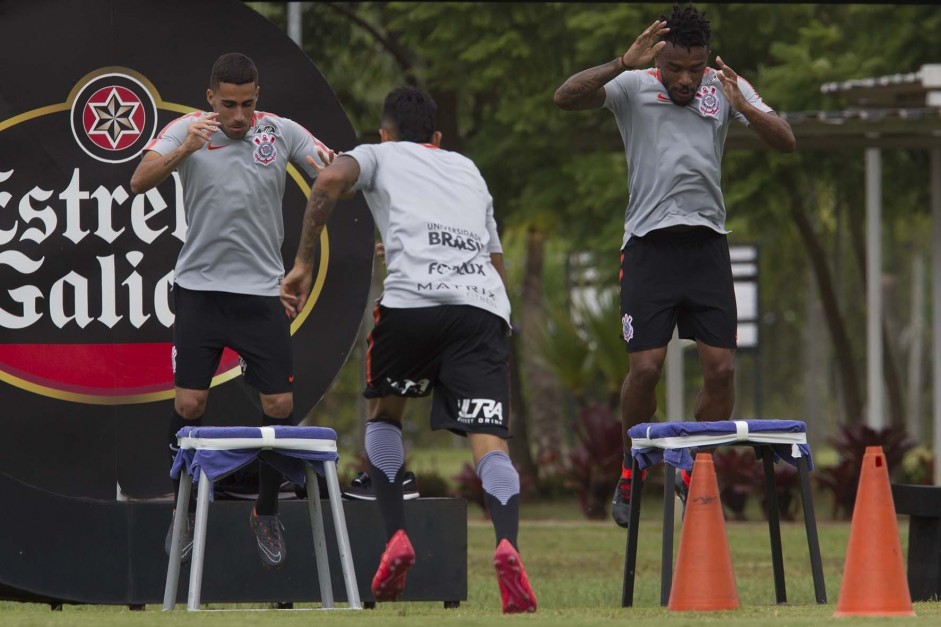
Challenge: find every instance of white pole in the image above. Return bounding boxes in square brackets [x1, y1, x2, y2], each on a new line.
[930, 148, 941, 485]
[287, 2, 303, 47]
[907, 254, 925, 441]
[866, 147, 884, 430]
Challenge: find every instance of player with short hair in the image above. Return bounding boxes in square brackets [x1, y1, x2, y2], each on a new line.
[280, 86, 537, 614]
[553, 5, 795, 527]
[130, 52, 334, 568]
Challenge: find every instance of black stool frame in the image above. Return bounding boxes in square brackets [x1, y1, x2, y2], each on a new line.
[621, 445, 827, 607]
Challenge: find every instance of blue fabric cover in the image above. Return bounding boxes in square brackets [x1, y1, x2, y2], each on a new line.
[627, 419, 812, 472]
[169, 426, 339, 497]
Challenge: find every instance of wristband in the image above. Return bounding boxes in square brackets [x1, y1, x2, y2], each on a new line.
[618, 53, 633, 71]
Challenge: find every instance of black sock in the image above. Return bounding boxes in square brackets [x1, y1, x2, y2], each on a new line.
[485, 493, 520, 548]
[365, 420, 407, 540]
[168, 410, 200, 513]
[255, 412, 291, 516]
[369, 464, 408, 540]
[477, 450, 520, 548]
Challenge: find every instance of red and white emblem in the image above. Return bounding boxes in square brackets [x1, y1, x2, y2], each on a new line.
[69, 71, 157, 164]
[698, 85, 720, 118]
[253, 132, 277, 165]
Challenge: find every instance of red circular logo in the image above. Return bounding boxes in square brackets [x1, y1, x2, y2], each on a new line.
[82, 85, 147, 151]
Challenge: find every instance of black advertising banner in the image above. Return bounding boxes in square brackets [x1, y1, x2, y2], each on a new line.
[0, 0, 374, 499]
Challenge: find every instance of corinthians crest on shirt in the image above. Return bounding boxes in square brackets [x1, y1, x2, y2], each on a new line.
[697, 85, 720, 118]
[253, 132, 277, 166]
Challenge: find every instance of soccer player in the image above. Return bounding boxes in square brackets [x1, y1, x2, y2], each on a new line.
[280, 87, 537, 613]
[553, 5, 795, 527]
[130, 52, 334, 568]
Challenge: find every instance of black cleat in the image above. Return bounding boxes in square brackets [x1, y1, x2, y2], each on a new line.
[342, 471, 419, 501]
[165, 510, 195, 564]
[249, 510, 286, 568]
[611, 473, 633, 529]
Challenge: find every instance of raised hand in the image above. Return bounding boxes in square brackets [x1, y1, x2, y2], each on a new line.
[182, 112, 219, 152]
[621, 19, 670, 69]
[715, 56, 746, 110]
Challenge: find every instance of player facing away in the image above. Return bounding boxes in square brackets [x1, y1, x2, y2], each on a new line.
[129, 52, 334, 568]
[281, 87, 537, 613]
[553, 5, 796, 527]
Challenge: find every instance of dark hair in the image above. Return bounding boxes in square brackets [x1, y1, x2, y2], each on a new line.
[210, 53, 258, 89]
[381, 87, 437, 143]
[660, 4, 711, 51]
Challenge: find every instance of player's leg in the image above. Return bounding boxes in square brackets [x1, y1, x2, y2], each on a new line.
[166, 286, 225, 561]
[683, 230, 737, 422]
[232, 293, 295, 568]
[615, 237, 678, 528]
[435, 306, 536, 613]
[362, 305, 438, 601]
[467, 432, 535, 613]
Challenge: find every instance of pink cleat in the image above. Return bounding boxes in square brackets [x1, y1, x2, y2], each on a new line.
[371, 529, 416, 602]
[493, 539, 537, 613]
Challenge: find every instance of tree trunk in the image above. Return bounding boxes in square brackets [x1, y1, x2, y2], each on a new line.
[787, 173, 865, 423]
[520, 227, 567, 477]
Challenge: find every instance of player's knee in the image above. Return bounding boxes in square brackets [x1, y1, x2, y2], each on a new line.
[626, 360, 663, 390]
[175, 397, 206, 419]
[261, 396, 293, 419]
[703, 360, 735, 391]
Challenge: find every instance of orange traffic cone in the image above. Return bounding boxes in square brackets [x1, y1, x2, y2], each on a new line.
[834, 446, 915, 617]
[668, 453, 740, 611]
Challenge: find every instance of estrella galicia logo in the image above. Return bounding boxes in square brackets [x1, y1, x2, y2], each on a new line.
[0, 0, 374, 502]
[70, 72, 158, 164]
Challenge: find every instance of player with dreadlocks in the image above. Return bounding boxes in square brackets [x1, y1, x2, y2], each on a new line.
[553, 4, 795, 528]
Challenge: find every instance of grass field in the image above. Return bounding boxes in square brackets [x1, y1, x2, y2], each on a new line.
[3, 500, 939, 626]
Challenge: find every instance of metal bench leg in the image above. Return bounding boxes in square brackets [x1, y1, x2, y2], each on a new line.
[797, 456, 827, 603]
[187, 471, 212, 611]
[324, 460, 362, 609]
[661, 464, 676, 607]
[621, 457, 644, 607]
[305, 464, 335, 608]
[162, 475, 193, 611]
[762, 452, 787, 604]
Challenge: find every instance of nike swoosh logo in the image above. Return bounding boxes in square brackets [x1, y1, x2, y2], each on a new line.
[258, 543, 282, 562]
[206, 143, 226, 150]
[656, 93, 672, 103]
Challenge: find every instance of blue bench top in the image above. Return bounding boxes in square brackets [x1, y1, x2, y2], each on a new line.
[628, 419, 813, 472]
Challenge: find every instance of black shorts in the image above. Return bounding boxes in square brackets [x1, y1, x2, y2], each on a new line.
[172, 285, 293, 394]
[364, 304, 511, 438]
[619, 227, 737, 352]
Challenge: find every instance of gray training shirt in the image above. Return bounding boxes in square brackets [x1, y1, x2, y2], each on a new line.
[603, 67, 773, 248]
[146, 111, 329, 296]
[345, 141, 511, 325]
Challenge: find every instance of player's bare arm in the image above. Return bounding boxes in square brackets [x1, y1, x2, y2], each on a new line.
[129, 113, 220, 193]
[280, 155, 360, 317]
[305, 152, 356, 200]
[716, 56, 796, 153]
[554, 19, 669, 111]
